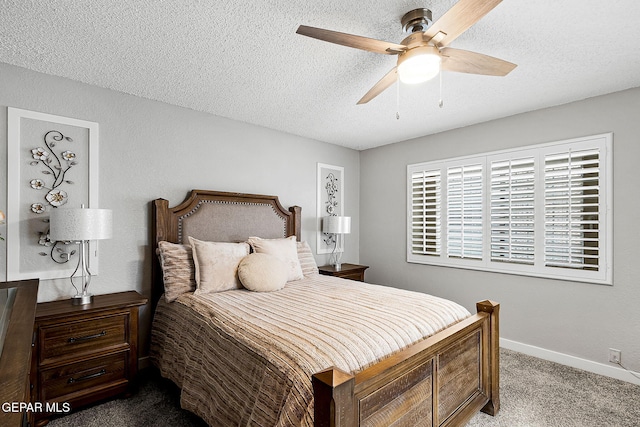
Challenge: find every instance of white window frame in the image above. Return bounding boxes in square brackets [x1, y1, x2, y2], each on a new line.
[407, 133, 613, 285]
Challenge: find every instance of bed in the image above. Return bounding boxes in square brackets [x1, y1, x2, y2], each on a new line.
[150, 189, 499, 427]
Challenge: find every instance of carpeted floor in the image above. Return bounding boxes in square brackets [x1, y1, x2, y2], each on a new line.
[466, 349, 640, 427]
[48, 348, 640, 427]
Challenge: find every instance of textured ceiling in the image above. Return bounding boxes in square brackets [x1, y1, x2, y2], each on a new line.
[1, 1, 640, 150]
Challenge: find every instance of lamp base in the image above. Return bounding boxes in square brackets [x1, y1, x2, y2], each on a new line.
[333, 263, 342, 271]
[71, 293, 93, 305]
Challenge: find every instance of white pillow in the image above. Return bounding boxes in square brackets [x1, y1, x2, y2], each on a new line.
[188, 237, 249, 294]
[247, 236, 304, 282]
[238, 253, 288, 292]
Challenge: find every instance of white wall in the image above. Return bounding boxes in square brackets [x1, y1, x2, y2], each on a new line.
[360, 87, 640, 374]
[0, 62, 360, 354]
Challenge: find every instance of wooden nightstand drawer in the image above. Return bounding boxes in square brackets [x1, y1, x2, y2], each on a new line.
[39, 313, 128, 365]
[40, 351, 128, 401]
[318, 263, 369, 282]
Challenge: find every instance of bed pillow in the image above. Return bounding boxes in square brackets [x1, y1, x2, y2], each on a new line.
[188, 237, 250, 294]
[238, 253, 288, 292]
[297, 241, 319, 276]
[247, 236, 304, 282]
[157, 241, 196, 302]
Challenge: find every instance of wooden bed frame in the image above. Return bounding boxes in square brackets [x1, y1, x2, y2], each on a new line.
[152, 189, 499, 427]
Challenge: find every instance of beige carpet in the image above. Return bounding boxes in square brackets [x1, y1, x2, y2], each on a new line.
[48, 348, 640, 427]
[468, 349, 640, 427]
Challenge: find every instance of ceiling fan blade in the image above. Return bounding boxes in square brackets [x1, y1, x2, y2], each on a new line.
[297, 25, 406, 55]
[440, 47, 516, 76]
[357, 67, 398, 104]
[425, 0, 503, 46]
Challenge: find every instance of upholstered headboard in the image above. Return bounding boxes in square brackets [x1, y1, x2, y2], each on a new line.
[151, 190, 301, 308]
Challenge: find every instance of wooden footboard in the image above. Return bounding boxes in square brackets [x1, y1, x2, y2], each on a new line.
[313, 300, 499, 427]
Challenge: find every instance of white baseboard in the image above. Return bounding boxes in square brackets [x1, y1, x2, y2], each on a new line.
[500, 338, 640, 386]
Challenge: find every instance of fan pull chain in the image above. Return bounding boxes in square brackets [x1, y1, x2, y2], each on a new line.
[396, 79, 400, 120]
[439, 72, 444, 108]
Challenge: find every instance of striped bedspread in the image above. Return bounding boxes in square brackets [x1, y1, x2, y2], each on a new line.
[150, 274, 470, 427]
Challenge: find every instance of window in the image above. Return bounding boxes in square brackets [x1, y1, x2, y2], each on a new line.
[490, 155, 536, 265]
[407, 134, 612, 285]
[447, 163, 483, 260]
[410, 168, 441, 256]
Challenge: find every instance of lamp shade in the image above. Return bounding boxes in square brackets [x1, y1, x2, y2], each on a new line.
[322, 216, 351, 234]
[49, 208, 113, 241]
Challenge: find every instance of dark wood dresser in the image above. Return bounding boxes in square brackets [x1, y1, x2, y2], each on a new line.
[318, 263, 369, 282]
[0, 279, 39, 427]
[30, 291, 147, 426]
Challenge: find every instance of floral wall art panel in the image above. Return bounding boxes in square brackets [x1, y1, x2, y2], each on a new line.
[7, 108, 99, 281]
[316, 163, 344, 254]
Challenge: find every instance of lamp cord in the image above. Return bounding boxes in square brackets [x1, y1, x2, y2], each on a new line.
[396, 79, 400, 120]
[69, 249, 81, 295]
[616, 360, 640, 381]
[330, 233, 344, 267]
[439, 71, 444, 108]
[69, 240, 92, 295]
[332, 236, 337, 254]
[330, 234, 338, 266]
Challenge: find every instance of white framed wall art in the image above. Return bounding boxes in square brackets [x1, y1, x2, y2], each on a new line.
[316, 162, 344, 254]
[7, 108, 99, 280]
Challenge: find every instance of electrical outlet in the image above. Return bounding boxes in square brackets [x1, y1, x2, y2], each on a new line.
[609, 348, 621, 364]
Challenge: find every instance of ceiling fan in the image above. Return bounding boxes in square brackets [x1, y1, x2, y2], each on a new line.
[296, 0, 516, 104]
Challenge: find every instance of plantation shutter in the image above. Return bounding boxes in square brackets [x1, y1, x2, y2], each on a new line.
[407, 133, 610, 284]
[490, 156, 535, 265]
[410, 169, 441, 256]
[447, 163, 483, 260]
[544, 148, 601, 271]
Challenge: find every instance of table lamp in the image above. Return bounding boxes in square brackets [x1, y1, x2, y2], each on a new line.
[49, 206, 112, 305]
[322, 215, 351, 270]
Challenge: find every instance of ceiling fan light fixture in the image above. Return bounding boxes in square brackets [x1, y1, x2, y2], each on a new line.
[397, 46, 441, 84]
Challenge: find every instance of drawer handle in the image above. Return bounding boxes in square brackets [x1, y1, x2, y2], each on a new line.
[68, 369, 106, 384]
[68, 330, 106, 343]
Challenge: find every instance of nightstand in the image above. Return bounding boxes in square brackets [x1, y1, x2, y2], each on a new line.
[31, 291, 147, 426]
[318, 263, 369, 282]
